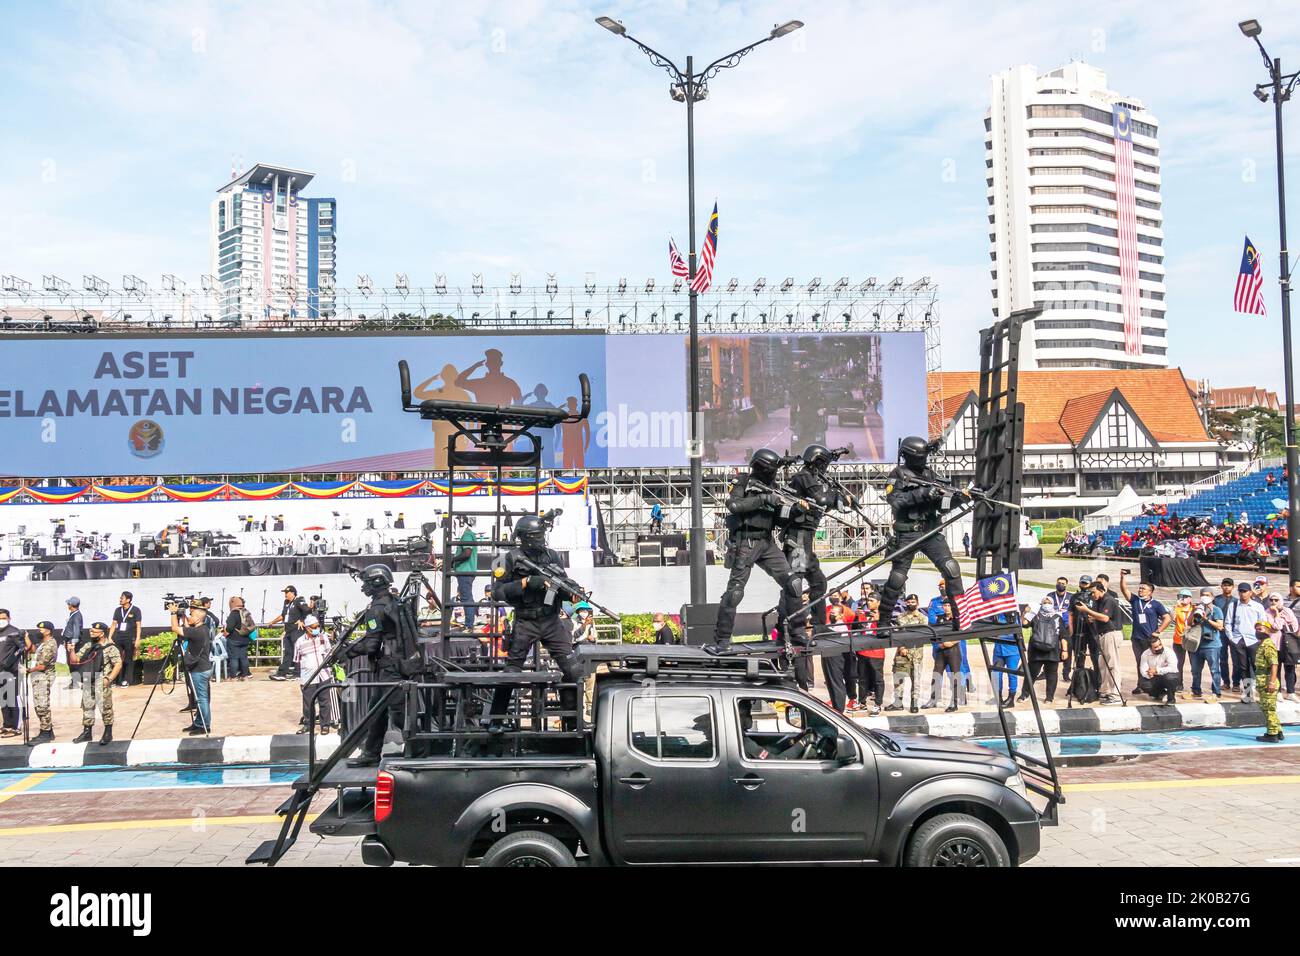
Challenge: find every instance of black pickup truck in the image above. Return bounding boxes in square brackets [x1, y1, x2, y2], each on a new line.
[313, 662, 1043, 867]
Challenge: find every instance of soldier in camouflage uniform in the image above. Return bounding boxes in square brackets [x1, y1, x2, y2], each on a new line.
[886, 595, 928, 714]
[1255, 632, 1282, 742]
[26, 621, 58, 745]
[70, 622, 122, 746]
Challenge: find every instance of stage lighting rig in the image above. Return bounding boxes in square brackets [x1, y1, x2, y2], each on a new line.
[357, 274, 374, 296]
[82, 275, 108, 297]
[435, 273, 448, 293]
[472, 274, 485, 295]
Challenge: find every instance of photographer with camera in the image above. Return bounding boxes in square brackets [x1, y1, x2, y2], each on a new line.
[1187, 587, 1226, 702]
[1073, 579, 1125, 705]
[1118, 569, 1170, 697]
[169, 601, 212, 735]
[69, 622, 121, 745]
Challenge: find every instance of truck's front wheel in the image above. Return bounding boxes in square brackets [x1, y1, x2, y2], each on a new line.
[480, 830, 577, 868]
[904, 813, 1010, 868]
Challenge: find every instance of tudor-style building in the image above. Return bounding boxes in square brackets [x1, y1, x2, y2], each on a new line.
[930, 369, 1221, 518]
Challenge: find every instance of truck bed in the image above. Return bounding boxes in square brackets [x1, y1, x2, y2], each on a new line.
[375, 755, 600, 866]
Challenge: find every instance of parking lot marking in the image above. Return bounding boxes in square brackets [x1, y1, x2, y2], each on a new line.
[1065, 774, 1300, 793]
[0, 773, 54, 804]
[0, 812, 317, 837]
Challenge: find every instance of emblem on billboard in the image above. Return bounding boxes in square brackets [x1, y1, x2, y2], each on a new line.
[128, 419, 165, 458]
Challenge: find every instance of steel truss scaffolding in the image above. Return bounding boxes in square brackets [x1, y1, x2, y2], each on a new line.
[0, 280, 943, 560]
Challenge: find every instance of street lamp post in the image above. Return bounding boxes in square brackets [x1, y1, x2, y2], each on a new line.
[597, 16, 804, 605]
[1240, 18, 1300, 583]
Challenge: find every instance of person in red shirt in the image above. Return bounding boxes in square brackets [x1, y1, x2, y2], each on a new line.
[853, 596, 886, 716]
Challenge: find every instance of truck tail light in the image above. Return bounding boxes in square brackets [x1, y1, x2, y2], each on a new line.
[374, 771, 394, 823]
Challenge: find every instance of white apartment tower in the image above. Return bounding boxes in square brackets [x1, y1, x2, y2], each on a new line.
[987, 63, 1167, 370]
[210, 163, 337, 322]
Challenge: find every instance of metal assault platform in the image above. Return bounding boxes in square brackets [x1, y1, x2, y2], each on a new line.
[248, 361, 594, 866]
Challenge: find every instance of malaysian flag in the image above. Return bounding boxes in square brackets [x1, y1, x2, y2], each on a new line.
[690, 202, 719, 294]
[669, 237, 688, 278]
[1234, 236, 1267, 316]
[953, 573, 1019, 630]
[1112, 106, 1142, 356]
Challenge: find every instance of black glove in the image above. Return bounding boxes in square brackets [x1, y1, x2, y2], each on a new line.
[762, 493, 783, 508]
[927, 485, 944, 500]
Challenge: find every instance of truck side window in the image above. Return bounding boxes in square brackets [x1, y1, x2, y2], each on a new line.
[629, 696, 714, 761]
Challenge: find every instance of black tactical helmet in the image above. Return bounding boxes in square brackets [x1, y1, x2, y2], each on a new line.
[899, 435, 930, 469]
[750, 448, 782, 480]
[802, 443, 832, 470]
[359, 563, 394, 597]
[514, 514, 548, 549]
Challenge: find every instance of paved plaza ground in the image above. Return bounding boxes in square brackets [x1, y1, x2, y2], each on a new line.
[0, 746, 1293, 867]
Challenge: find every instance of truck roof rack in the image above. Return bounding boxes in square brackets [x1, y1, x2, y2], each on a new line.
[576, 643, 786, 681]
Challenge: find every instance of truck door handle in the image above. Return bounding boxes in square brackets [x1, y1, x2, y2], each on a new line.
[618, 774, 652, 789]
[733, 775, 766, 789]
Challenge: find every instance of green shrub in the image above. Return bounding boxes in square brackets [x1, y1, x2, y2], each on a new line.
[135, 632, 178, 661]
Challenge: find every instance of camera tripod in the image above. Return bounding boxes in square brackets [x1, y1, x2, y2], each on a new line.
[130, 637, 208, 739]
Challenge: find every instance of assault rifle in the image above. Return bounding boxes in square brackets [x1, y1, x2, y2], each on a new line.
[904, 474, 1022, 512]
[748, 479, 860, 529]
[506, 552, 622, 622]
[774, 449, 880, 531]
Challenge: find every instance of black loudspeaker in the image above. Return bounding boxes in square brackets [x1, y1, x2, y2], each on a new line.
[1019, 547, 1044, 570]
[680, 602, 720, 645]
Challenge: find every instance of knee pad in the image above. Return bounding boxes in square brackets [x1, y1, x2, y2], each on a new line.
[940, 560, 963, 586]
[720, 587, 743, 610]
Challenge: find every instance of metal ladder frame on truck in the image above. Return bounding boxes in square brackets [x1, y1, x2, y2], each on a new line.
[751, 307, 1062, 824]
[247, 360, 594, 866]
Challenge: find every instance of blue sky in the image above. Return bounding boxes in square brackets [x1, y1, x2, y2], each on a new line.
[1, 0, 1298, 388]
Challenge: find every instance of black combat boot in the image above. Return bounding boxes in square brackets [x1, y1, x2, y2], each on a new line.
[99, 726, 113, 745]
[72, 727, 93, 744]
[26, 728, 53, 746]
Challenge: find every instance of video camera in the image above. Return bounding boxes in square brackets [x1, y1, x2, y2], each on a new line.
[540, 508, 563, 530]
[163, 593, 198, 612]
[310, 595, 328, 617]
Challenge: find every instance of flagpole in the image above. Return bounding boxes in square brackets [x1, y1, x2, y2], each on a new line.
[594, 16, 805, 613]
[1269, 56, 1300, 583]
[684, 54, 708, 605]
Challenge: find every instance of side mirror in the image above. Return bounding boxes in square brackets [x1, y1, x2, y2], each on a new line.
[784, 705, 804, 730]
[836, 734, 858, 764]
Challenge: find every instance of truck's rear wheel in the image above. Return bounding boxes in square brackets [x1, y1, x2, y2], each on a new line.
[480, 830, 577, 868]
[904, 813, 1010, 868]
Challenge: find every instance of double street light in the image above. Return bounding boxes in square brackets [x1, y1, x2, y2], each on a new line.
[1239, 18, 1300, 582]
[597, 15, 804, 606]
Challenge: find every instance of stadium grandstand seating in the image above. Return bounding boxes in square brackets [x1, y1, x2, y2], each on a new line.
[1099, 466, 1288, 555]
